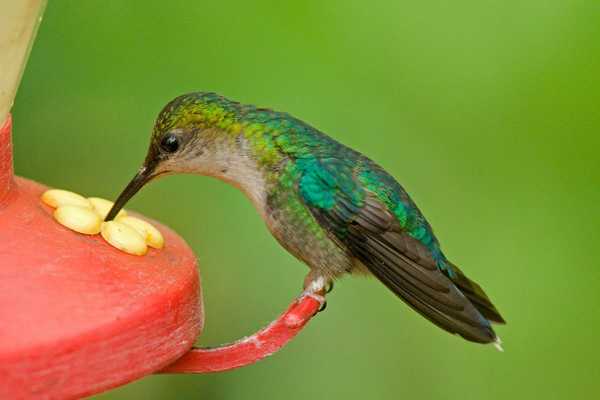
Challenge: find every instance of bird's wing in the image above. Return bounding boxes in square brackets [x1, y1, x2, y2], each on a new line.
[298, 156, 502, 343]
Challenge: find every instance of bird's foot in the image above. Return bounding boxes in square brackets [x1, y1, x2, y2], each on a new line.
[301, 275, 330, 313]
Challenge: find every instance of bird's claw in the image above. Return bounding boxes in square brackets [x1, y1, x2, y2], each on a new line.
[325, 281, 334, 294]
[318, 300, 327, 312]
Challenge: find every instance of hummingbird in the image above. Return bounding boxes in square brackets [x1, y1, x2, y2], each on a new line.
[105, 92, 505, 347]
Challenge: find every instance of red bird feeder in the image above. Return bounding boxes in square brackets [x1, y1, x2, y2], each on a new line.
[0, 4, 322, 398]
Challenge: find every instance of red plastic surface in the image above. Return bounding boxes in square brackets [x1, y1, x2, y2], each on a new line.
[0, 116, 203, 399]
[0, 116, 13, 201]
[161, 294, 322, 373]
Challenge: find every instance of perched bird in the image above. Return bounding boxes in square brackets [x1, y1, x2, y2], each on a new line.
[106, 92, 505, 347]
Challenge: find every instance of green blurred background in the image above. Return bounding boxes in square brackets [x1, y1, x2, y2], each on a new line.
[12, 1, 600, 399]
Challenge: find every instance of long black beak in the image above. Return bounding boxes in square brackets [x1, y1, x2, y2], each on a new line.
[105, 164, 155, 221]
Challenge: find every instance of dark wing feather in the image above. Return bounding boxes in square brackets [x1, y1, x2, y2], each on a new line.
[299, 157, 503, 343]
[352, 196, 504, 325]
[315, 194, 498, 343]
[446, 262, 506, 324]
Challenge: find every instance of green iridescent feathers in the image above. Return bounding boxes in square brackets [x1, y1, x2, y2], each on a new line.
[154, 92, 444, 263]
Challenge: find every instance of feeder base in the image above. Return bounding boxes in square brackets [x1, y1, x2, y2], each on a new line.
[0, 173, 203, 399]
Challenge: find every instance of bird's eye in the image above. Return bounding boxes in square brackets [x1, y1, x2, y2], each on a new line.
[160, 134, 179, 153]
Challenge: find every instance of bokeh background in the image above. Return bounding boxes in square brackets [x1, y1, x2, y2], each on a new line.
[12, 1, 600, 399]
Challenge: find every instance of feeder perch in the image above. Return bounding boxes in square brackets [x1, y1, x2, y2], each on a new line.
[0, 3, 322, 399]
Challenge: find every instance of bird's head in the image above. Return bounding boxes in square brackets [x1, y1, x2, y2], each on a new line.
[105, 92, 241, 221]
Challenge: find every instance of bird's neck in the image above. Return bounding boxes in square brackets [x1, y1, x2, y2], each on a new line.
[199, 134, 282, 220]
